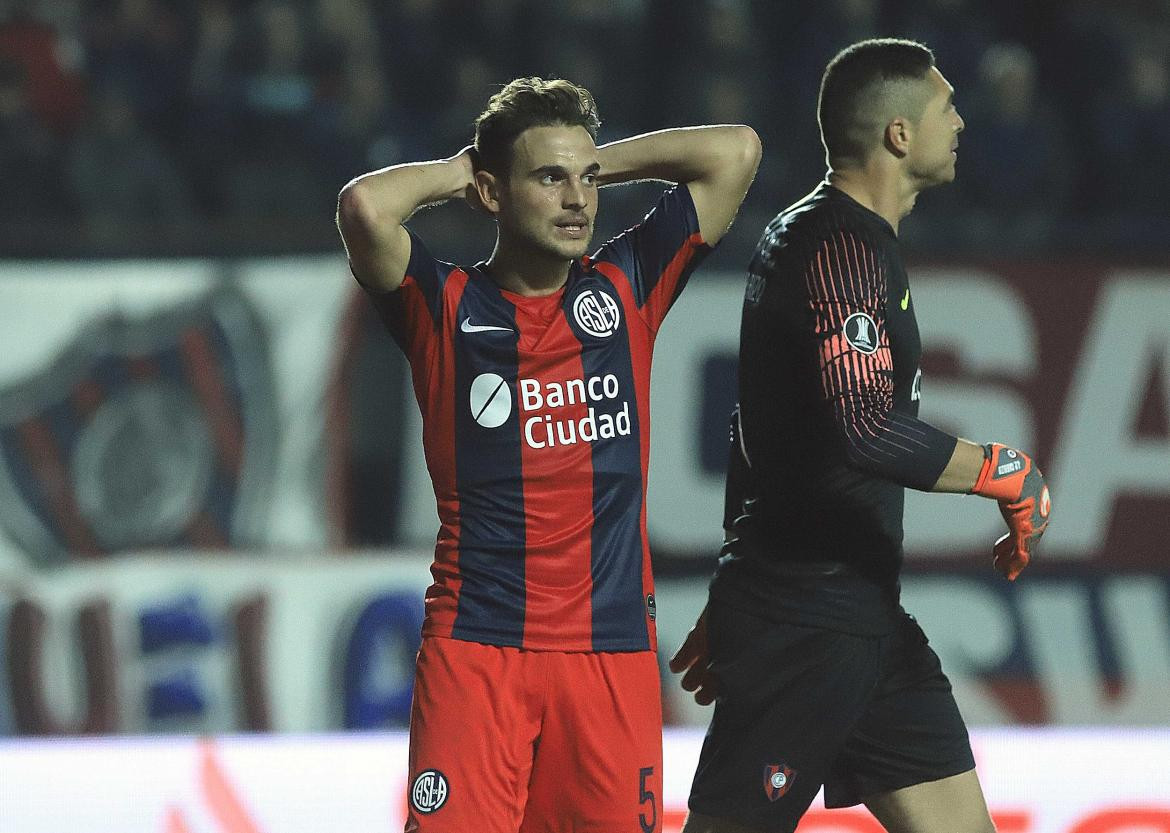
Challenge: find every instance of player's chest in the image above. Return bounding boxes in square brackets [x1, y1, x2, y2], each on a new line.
[883, 263, 920, 357]
[883, 263, 922, 402]
[450, 276, 642, 371]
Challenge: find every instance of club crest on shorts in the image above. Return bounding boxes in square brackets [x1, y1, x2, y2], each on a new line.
[842, 312, 878, 354]
[410, 769, 450, 814]
[764, 763, 796, 801]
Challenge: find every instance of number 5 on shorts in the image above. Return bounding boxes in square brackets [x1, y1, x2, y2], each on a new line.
[639, 766, 657, 833]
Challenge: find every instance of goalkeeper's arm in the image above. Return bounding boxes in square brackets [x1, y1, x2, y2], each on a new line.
[933, 438, 1053, 580]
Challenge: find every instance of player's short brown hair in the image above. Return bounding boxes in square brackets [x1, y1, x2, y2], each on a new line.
[818, 39, 936, 168]
[474, 77, 600, 176]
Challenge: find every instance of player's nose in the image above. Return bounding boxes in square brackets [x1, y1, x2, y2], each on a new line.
[563, 178, 588, 209]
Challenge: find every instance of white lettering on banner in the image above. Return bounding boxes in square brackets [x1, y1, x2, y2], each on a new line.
[642, 269, 1170, 558]
[4, 562, 1170, 736]
[1048, 276, 1170, 555]
[0, 554, 436, 734]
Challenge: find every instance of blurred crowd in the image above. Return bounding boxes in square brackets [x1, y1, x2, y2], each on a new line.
[1, 0, 1169, 259]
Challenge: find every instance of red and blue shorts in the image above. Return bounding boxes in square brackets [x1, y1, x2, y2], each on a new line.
[404, 636, 663, 833]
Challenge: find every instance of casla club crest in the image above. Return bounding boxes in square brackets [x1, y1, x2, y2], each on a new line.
[0, 289, 276, 563]
[764, 763, 796, 801]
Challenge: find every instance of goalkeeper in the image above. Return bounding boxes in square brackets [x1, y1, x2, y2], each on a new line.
[670, 39, 1051, 833]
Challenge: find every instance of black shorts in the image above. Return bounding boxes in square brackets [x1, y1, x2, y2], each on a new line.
[687, 600, 976, 832]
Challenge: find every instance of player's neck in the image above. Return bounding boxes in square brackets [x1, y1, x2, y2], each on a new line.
[485, 239, 572, 297]
[827, 165, 919, 235]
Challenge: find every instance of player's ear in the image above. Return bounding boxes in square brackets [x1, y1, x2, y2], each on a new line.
[474, 169, 502, 215]
[883, 117, 911, 158]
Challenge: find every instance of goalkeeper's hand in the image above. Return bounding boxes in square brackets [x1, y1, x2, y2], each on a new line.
[972, 443, 1052, 580]
[669, 606, 717, 705]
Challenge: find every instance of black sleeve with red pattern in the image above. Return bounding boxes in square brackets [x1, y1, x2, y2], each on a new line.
[803, 229, 956, 491]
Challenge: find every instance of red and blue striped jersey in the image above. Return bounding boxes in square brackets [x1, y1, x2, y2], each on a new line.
[364, 185, 709, 651]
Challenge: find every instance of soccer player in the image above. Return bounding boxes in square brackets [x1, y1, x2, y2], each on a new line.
[669, 40, 1051, 833]
[336, 77, 760, 833]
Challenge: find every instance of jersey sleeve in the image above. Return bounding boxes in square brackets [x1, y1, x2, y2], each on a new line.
[589, 184, 711, 332]
[360, 229, 451, 362]
[803, 229, 956, 491]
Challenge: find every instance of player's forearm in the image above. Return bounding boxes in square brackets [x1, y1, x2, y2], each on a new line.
[598, 125, 760, 244]
[336, 151, 475, 292]
[337, 151, 474, 239]
[835, 401, 957, 491]
[930, 437, 987, 493]
[596, 125, 759, 187]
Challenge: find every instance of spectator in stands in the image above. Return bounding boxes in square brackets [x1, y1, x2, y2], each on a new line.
[958, 42, 1072, 250]
[81, 0, 190, 143]
[0, 0, 85, 137]
[0, 55, 67, 224]
[180, 0, 239, 217]
[893, 0, 993, 93]
[66, 81, 194, 244]
[1091, 44, 1170, 221]
[222, 0, 334, 221]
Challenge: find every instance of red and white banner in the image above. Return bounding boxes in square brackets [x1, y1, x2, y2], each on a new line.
[0, 258, 1167, 735]
[644, 264, 1170, 566]
[0, 258, 1166, 566]
[0, 728, 1167, 833]
[1, 556, 1168, 733]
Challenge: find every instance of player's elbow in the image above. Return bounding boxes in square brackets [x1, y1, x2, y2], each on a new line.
[714, 125, 763, 182]
[337, 179, 380, 238]
[734, 125, 763, 174]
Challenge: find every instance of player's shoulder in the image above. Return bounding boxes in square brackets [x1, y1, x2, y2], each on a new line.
[787, 186, 887, 246]
[590, 184, 695, 256]
[754, 186, 875, 269]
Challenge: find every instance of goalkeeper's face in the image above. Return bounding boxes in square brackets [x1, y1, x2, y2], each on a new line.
[907, 67, 965, 188]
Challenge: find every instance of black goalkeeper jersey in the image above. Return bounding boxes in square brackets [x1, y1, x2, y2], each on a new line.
[710, 183, 957, 634]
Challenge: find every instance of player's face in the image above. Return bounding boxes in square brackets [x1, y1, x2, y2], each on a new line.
[497, 125, 600, 261]
[907, 67, 964, 187]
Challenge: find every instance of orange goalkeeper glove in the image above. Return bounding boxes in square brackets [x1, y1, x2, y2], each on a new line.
[972, 443, 1052, 580]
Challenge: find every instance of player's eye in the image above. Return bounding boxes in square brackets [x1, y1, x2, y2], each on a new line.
[541, 174, 557, 185]
[582, 173, 597, 186]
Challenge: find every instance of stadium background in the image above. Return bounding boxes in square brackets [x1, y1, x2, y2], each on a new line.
[1, 0, 1168, 830]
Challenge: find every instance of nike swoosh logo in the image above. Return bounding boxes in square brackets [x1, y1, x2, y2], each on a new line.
[461, 317, 512, 334]
[900, 289, 910, 311]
